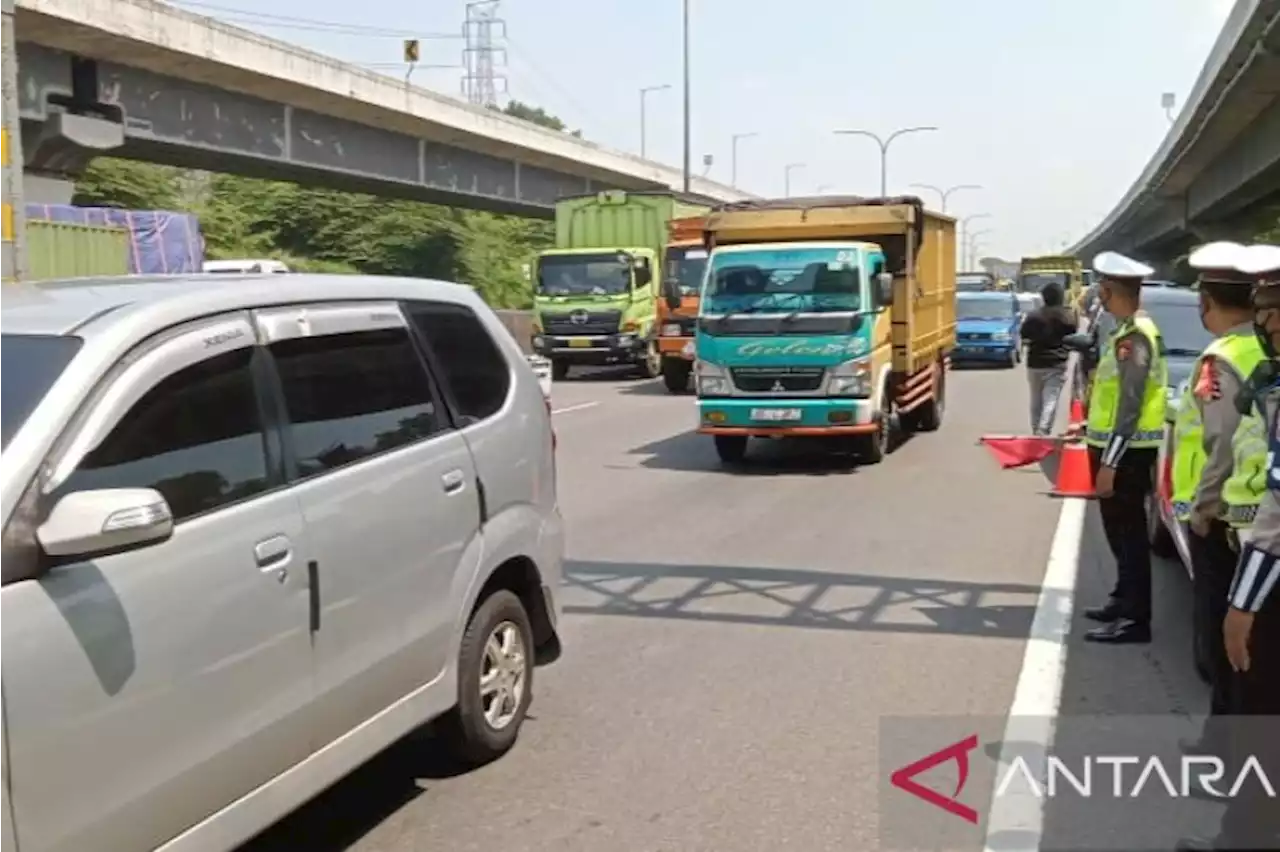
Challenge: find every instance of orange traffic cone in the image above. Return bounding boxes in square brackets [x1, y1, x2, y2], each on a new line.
[1068, 398, 1085, 429]
[1050, 441, 1096, 498]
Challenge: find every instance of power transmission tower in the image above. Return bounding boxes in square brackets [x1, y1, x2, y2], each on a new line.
[461, 1, 507, 106]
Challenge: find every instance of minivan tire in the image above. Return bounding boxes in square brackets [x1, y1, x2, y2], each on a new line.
[443, 589, 535, 766]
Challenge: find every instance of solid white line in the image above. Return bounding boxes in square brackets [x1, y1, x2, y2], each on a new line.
[981, 496, 1085, 852]
[551, 402, 600, 416]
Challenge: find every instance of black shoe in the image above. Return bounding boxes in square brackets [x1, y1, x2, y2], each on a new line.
[1175, 837, 1216, 852]
[1084, 618, 1151, 644]
[1084, 601, 1123, 622]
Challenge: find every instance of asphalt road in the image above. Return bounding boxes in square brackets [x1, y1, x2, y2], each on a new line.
[241, 364, 1217, 852]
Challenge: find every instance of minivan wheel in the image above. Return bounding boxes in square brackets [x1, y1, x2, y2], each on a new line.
[443, 589, 534, 765]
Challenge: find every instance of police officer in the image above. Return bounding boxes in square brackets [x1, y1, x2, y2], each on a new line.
[1080, 251, 1169, 644]
[1171, 242, 1266, 762]
[1178, 243, 1280, 852]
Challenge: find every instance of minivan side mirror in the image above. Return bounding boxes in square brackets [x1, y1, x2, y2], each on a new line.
[874, 272, 894, 308]
[1061, 332, 1095, 353]
[37, 488, 174, 558]
[662, 277, 682, 311]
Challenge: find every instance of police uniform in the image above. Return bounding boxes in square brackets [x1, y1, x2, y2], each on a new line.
[1083, 251, 1168, 643]
[1179, 243, 1280, 852]
[1171, 243, 1266, 754]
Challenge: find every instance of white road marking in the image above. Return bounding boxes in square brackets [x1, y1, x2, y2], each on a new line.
[551, 402, 600, 416]
[980, 495, 1085, 852]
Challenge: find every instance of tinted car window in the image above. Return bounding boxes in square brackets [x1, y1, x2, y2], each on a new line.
[1, 334, 83, 449]
[408, 302, 511, 422]
[271, 328, 444, 478]
[58, 348, 270, 522]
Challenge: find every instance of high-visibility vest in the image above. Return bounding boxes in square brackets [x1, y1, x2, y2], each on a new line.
[1170, 333, 1265, 522]
[1085, 315, 1168, 450]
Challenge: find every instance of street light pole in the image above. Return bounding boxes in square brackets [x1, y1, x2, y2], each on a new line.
[639, 84, 671, 159]
[958, 213, 991, 270]
[681, 0, 691, 192]
[784, 162, 805, 197]
[833, 125, 938, 196]
[909, 182, 981, 214]
[967, 228, 993, 271]
[730, 132, 757, 188]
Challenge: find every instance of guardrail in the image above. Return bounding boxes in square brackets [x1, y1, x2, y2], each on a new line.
[1070, 0, 1273, 254]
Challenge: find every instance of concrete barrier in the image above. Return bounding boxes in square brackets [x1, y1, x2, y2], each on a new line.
[494, 309, 535, 354]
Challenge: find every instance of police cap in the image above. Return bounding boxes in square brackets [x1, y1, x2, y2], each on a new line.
[1189, 241, 1252, 285]
[1237, 244, 1280, 281]
[1092, 251, 1153, 281]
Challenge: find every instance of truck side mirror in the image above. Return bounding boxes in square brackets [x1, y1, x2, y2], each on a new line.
[634, 260, 652, 287]
[662, 277, 682, 311]
[874, 272, 893, 308]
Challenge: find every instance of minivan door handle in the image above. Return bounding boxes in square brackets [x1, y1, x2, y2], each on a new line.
[441, 469, 466, 495]
[254, 535, 292, 582]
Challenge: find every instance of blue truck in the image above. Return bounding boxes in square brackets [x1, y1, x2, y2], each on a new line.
[952, 290, 1022, 368]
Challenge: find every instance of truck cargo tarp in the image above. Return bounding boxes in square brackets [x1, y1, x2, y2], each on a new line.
[25, 205, 205, 274]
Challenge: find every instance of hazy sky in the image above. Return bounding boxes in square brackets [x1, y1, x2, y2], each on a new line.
[175, 0, 1235, 260]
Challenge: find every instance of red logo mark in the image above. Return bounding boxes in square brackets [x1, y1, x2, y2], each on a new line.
[889, 734, 981, 824]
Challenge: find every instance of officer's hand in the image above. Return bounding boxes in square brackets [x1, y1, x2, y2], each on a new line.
[1095, 465, 1116, 498]
[1063, 421, 1085, 440]
[1224, 607, 1254, 672]
[1189, 515, 1212, 538]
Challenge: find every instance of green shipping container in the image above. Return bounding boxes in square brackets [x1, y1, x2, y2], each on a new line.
[26, 220, 130, 280]
[553, 190, 711, 255]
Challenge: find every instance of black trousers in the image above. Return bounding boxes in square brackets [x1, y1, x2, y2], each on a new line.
[1089, 447, 1156, 624]
[1218, 591, 1280, 850]
[1189, 520, 1240, 733]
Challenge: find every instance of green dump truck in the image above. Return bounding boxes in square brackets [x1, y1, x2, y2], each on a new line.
[531, 190, 711, 380]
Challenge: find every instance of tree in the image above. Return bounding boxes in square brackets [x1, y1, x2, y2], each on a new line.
[498, 99, 583, 138]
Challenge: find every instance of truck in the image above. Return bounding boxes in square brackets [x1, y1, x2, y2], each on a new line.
[656, 215, 710, 393]
[531, 190, 711, 380]
[1018, 255, 1085, 311]
[684, 196, 956, 465]
[25, 204, 205, 277]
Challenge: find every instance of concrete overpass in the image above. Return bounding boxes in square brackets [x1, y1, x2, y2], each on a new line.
[8, 0, 751, 214]
[1072, 0, 1280, 266]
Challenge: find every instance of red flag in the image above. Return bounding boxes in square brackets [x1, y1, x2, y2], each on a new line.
[979, 435, 1058, 469]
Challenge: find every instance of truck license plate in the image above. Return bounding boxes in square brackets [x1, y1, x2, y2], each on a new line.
[567, 338, 591, 348]
[751, 408, 802, 422]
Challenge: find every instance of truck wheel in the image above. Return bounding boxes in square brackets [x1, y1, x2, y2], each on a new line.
[913, 362, 945, 433]
[441, 589, 535, 766]
[662, 358, 692, 393]
[859, 388, 896, 464]
[714, 435, 748, 464]
[637, 340, 662, 379]
[552, 359, 570, 381]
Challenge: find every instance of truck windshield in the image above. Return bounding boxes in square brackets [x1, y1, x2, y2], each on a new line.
[1019, 272, 1069, 293]
[665, 246, 708, 296]
[2, 333, 84, 449]
[537, 253, 631, 297]
[704, 247, 862, 314]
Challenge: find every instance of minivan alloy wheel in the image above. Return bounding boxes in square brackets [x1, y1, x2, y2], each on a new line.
[480, 621, 527, 730]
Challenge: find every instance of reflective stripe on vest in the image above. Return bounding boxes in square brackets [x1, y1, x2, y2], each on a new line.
[1267, 404, 1280, 493]
[1085, 316, 1168, 449]
[1170, 333, 1266, 522]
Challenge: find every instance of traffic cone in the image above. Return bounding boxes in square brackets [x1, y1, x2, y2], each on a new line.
[1068, 398, 1085, 429]
[1050, 441, 1096, 498]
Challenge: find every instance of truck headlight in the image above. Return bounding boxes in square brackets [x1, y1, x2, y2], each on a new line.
[662, 323, 683, 336]
[828, 358, 871, 397]
[696, 361, 730, 395]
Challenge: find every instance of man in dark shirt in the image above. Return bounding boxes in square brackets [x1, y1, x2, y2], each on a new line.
[1020, 283, 1078, 434]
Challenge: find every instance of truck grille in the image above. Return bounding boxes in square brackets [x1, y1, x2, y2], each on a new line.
[543, 309, 622, 336]
[730, 366, 825, 393]
[959, 331, 993, 341]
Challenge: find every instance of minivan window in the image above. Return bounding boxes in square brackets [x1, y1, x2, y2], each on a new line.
[270, 327, 445, 479]
[1, 334, 83, 449]
[408, 302, 511, 422]
[56, 348, 270, 522]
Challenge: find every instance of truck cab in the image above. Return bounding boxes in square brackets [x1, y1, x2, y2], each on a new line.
[657, 216, 710, 393]
[531, 248, 657, 379]
[1018, 255, 1084, 311]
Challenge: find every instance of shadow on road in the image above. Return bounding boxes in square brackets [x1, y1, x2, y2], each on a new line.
[237, 726, 478, 852]
[564, 559, 1060, 642]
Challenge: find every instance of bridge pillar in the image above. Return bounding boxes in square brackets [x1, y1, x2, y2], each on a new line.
[2, 0, 26, 281]
[22, 111, 125, 204]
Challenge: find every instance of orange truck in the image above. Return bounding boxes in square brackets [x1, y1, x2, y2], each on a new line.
[656, 216, 709, 393]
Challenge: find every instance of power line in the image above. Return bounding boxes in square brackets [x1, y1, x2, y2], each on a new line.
[166, 0, 462, 39]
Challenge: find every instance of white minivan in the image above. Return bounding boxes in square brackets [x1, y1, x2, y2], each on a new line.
[0, 273, 564, 852]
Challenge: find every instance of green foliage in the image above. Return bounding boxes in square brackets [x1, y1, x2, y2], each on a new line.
[70, 99, 575, 308]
